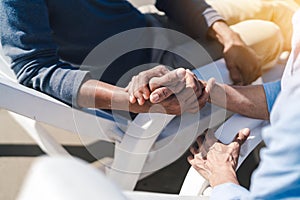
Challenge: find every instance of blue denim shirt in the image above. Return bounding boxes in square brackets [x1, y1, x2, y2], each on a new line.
[0, 0, 221, 107]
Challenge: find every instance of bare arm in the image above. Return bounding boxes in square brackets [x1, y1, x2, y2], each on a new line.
[77, 79, 150, 113]
[77, 77, 201, 115]
[209, 82, 269, 119]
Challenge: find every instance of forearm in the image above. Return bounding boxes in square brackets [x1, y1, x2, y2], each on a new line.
[209, 82, 269, 119]
[77, 79, 150, 113]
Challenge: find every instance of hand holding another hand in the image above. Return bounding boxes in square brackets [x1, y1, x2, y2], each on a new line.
[126, 65, 215, 115]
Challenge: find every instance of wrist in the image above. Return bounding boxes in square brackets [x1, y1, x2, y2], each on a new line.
[209, 168, 239, 188]
[210, 21, 244, 51]
[129, 101, 152, 113]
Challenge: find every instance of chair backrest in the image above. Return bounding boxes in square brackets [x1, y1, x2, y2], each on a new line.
[0, 44, 16, 81]
[0, 44, 125, 142]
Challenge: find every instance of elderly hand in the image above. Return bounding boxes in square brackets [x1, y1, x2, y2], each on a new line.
[126, 65, 186, 105]
[126, 65, 213, 114]
[223, 33, 262, 85]
[148, 72, 216, 114]
[209, 21, 262, 85]
[188, 128, 250, 187]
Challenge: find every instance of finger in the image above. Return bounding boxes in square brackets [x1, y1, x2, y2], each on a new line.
[150, 76, 186, 104]
[189, 146, 199, 155]
[196, 135, 205, 148]
[188, 155, 210, 180]
[149, 87, 173, 103]
[149, 68, 186, 91]
[234, 128, 250, 146]
[128, 65, 170, 104]
[134, 92, 145, 105]
[129, 94, 137, 104]
[197, 78, 215, 108]
[131, 74, 150, 105]
[185, 70, 202, 98]
[199, 132, 217, 155]
[187, 155, 194, 164]
[138, 75, 151, 100]
[197, 137, 210, 158]
[205, 130, 218, 146]
[152, 65, 170, 76]
[127, 77, 137, 104]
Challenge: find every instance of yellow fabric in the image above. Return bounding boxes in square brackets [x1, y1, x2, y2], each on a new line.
[206, 0, 299, 51]
[230, 20, 283, 71]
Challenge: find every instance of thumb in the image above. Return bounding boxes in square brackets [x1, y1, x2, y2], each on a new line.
[149, 68, 186, 91]
[234, 128, 250, 146]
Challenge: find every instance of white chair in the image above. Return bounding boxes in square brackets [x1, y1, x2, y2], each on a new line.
[17, 156, 209, 200]
[0, 47, 231, 191]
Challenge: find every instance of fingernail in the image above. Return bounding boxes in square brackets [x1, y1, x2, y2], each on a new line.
[143, 93, 149, 100]
[151, 94, 159, 103]
[241, 128, 250, 135]
[137, 98, 142, 105]
[129, 95, 134, 102]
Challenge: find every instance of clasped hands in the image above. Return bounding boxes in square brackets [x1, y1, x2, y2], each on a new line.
[188, 128, 250, 187]
[125, 65, 215, 115]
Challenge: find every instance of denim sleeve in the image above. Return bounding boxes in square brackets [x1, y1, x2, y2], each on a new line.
[263, 80, 281, 113]
[249, 74, 300, 199]
[155, 0, 224, 38]
[0, 0, 90, 107]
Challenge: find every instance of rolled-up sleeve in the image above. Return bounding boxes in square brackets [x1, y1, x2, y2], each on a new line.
[155, 0, 224, 38]
[263, 80, 281, 113]
[0, 0, 90, 107]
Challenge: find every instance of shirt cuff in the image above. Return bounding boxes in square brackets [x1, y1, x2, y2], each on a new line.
[211, 183, 250, 200]
[263, 80, 281, 113]
[70, 71, 91, 108]
[203, 7, 225, 28]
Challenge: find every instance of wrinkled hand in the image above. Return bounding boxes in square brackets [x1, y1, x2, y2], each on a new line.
[223, 34, 262, 85]
[126, 65, 186, 105]
[152, 70, 216, 113]
[126, 65, 216, 114]
[148, 76, 215, 115]
[188, 128, 250, 187]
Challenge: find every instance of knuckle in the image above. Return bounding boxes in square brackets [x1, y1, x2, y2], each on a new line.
[139, 71, 145, 76]
[157, 65, 167, 72]
[232, 142, 239, 149]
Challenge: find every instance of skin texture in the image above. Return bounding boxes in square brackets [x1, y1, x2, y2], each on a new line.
[77, 19, 261, 116]
[209, 82, 269, 119]
[126, 65, 216, 113]
[77, 67, 206, 115]
[129, 73, 269, 120]
[125, 21, 264, 116]
[209, 21, 261, 85]
[188, 128, 250, 187]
